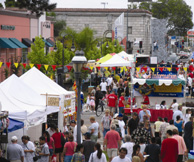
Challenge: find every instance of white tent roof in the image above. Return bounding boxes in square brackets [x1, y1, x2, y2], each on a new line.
[118, 51, 134, 61]
[0, 88, 27, 121]
[0, 75, 46, 123]
[20, 67, 70, 95]
[100, 54, 132, 67]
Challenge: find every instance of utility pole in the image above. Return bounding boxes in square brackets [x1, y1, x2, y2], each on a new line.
[101, 2, 108, 8]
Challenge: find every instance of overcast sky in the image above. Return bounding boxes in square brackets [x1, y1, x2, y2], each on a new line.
[0, 0, 193, 23]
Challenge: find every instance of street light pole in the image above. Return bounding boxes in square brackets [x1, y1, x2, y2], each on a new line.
[72, 50, 87, 144]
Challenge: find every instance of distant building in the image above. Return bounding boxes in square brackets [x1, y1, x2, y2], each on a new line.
[0, 8, 54, 82]
[54, 8, 152, 54]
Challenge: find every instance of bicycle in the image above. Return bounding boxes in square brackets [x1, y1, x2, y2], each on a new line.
[96, 97, 107, 117]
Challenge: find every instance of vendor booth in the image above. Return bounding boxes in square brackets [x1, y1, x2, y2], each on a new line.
[20, 67, 76, 132]
[125, 63, 186, 122]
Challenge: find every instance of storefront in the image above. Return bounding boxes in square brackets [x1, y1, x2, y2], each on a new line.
[0, 8, 54, 82]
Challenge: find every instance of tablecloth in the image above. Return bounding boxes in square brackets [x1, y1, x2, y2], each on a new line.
[124, 108, 173, 122]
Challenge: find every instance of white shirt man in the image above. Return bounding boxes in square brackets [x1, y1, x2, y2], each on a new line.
[100, 81, 107, 92]
[111, 148, 131, 162]
[188, 76, 192, 87]
[121, 135, 134, 160]
[173, 110, 183, 122]
[73, 125, 83, 143]
[118, 116, 125, 139]
[106, 76, 113, 86]
[21, 138, 35, 162]
[170, 99, 179, 112]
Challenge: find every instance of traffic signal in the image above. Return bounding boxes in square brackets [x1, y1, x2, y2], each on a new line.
[139, 41, 143, 48]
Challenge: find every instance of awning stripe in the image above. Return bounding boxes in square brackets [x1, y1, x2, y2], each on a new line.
[22, 38, 33, 47]
[9, 38, 28, 48]
[43, 39, 53, 47]
[0, 38, 19, 48]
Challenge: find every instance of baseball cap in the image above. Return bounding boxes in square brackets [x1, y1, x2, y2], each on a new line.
[118, 114, 123, 117]
[84, 132, 91, 137]
[113, 113, 119, 119]
[11, 136, 18, 141]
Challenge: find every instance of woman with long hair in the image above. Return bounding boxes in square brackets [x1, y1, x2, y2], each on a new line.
[88, 143, 107, 162]
[43, 131, 55, 162]
[51, 127, 64, 162]
[132, 144, 144, 162]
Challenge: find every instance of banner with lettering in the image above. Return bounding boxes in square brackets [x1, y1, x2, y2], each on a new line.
[134, 84, 184, 97]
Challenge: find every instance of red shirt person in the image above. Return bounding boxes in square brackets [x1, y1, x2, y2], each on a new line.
[161, 130, 178, 162]
[107, 91, 118, 113]
[141, 92, 150, 105]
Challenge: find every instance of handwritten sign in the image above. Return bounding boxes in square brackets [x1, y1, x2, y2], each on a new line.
[47, 97, 59, 106]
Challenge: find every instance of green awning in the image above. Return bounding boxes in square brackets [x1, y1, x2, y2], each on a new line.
[43, 39, 53, 47]
[172, 79, 185, 86]
[0, 38, 19, 48]
[9, 38, 28, 48]
[146, 79, 159, 85]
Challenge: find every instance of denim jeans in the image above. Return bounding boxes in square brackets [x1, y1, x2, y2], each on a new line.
[64, 155, 73, 162]
[119, 107, 124, 114]
[103, 128, 110, 137]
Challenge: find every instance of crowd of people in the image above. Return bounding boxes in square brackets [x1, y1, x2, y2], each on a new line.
[3, 61, 194, 162]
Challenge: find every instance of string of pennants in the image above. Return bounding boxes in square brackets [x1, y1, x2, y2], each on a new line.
[91, 66, 131, 73]
[0, 62, 68, 71]
[136, 67, 187, 72]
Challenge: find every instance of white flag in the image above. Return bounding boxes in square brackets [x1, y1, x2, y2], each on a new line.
[114, 13, 124, 40]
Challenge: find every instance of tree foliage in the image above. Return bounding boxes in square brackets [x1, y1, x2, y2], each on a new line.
[4, 0, 17, 7]
[54, 20, 66, 37]
[16, 0, 56, 17]
[28, 36, 52, 73]
[139, 0, 193, 36]
[0, 3, 3, 7]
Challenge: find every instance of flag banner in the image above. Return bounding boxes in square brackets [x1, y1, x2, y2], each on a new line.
[0, 62, 3, 68]
[37, 64, 41, 70]
[29, 64, 34, 68]
[167, 68, 171, 72]
[44, 65, 49, 71]
[6, 62, 11, 68]
[14, 63, 19, 68]
[114, 13, 124, 40]
[22, 63, 27, 68]
[90, 66, 94, 70]
[51, 65, 57, 71]
[151, 67, 155, 72]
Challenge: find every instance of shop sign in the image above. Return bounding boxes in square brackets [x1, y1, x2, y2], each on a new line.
[47, 97, 59, 106]
[1, 25, 15, 30]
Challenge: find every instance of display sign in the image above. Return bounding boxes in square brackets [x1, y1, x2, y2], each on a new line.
[64, 99, 71, 107]
[1, 25, 15, 30]
[47, 97, 60, 107]
[134, 84, 184, 97]
[135, 64, 178, 79]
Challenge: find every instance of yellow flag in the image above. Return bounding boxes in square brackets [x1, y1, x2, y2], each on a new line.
[29, 64, 34, 68]
[120, 67, 124, 73]
[0, 62, 3, 68]
[167, 67, 171, 72]
[183, 67, 187, 71]
[14, 63, 19, 68]
[44, 65, 49, 71]
[104, 67, 108, 71]
[90, 66, 94, 70]
[151, 68, 155, 72]
[124, 66, 127, 72]
[136, 67, 140, 72]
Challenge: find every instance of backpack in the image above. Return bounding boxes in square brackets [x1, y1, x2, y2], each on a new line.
[98, 91, 103, 99]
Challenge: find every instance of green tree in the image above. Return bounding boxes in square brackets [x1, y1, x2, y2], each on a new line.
[4, 0, 18, 7]
[28, 36, 52, 73]
[0, 3, 4, 7]
[101, 39, 123, 56]
[16, 0, 56, 17]
[54, 20, 66, 37]
[50, 41, 74, 66]
[139, 0, 193, 36]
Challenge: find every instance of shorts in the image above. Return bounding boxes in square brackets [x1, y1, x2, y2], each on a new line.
[107, 148, 118, 158]
[49, 149, 53, 156]
[55, 147, 63, 153]
[109, 107, 116, 113]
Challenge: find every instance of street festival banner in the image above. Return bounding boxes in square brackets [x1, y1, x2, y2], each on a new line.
[134, 64, 184, 97]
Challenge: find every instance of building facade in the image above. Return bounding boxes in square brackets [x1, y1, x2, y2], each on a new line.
[54, 8, 152, 54]
[0, 8, 54, 82]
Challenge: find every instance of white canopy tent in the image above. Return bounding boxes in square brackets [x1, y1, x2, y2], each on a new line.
[100, 54, 132, 67]
[0, 74, 47, 125]
[20, 67, 76, 131]
[118, 51, 134, 61]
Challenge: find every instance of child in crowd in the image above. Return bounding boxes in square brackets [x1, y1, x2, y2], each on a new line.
[90, 93, 95, 112]
[86, 93, 91, 112]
